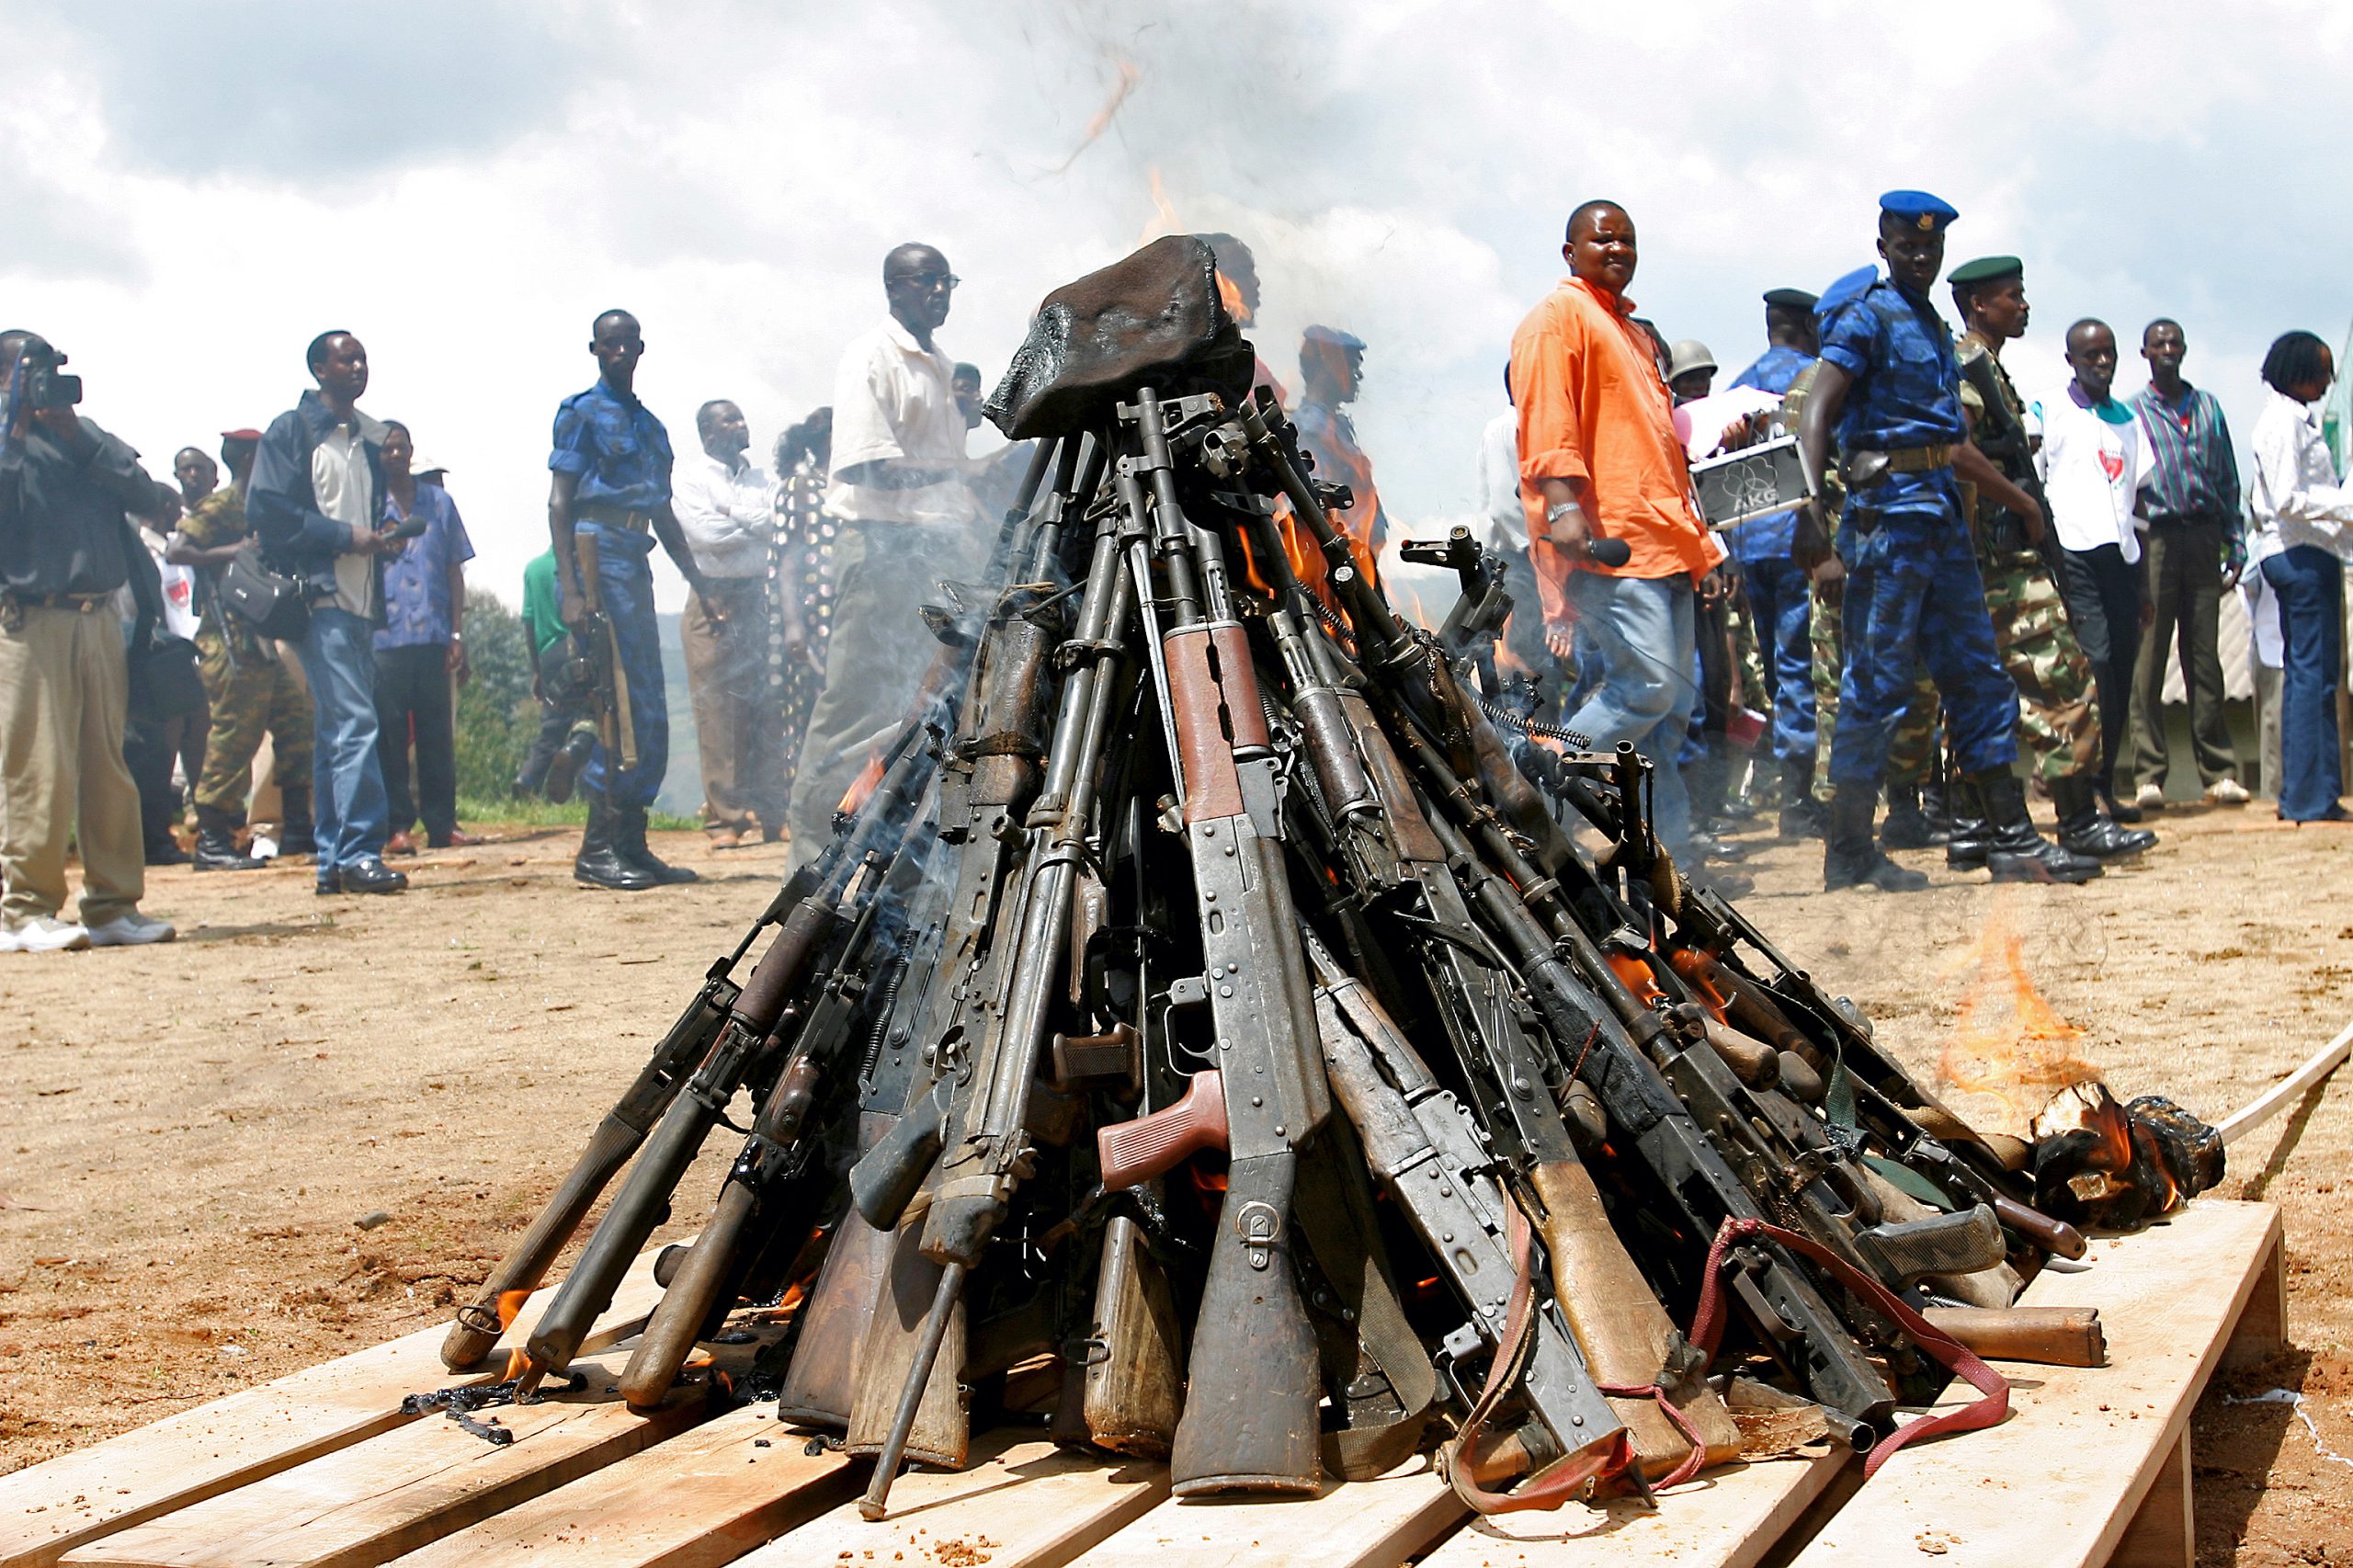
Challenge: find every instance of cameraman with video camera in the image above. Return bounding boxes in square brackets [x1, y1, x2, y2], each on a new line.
[0, 329, 179, 950]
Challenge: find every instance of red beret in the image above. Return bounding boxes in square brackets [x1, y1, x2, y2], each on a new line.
[220, 428, 264, 441]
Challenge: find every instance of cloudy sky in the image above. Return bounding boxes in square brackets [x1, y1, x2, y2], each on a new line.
[6, 0, 2348, 610]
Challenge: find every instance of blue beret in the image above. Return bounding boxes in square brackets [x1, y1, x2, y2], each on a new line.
[1878, 189, 1959, 232]
[1302, 324, 1365, 351]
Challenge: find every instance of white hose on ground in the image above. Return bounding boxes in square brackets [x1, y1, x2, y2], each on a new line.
[2216, 1016, 2353, 1147]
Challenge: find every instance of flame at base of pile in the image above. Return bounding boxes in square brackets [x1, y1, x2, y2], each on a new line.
[433, 238, 2230, 1521]
[2030, 1084, 2227, 1229]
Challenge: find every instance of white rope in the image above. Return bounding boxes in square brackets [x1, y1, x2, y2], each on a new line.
[2217, 1016, 2353, 1147]
[2224, 1389, 2353, 1471]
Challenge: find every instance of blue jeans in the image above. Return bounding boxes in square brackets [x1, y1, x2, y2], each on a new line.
[2259, 545, 2345, 820]
[297, 606, 391, 880]
[1830, 509, 2018, 789]
[1562, 570, 1697, 853]
[1741, 555, 1818, 763]
[575, 524, 668, 812]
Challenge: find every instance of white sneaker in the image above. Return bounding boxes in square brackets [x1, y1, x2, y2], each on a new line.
[4, 915, 91, 952]
[2133, 783, 2166, 812]
[85, 912, 176, 947]
[2206, 778, 2252, 806]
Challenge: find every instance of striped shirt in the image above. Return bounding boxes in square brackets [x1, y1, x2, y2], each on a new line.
[2131, 382, 2242, 561]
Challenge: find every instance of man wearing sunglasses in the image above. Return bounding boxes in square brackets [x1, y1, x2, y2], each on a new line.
[784, 243, 988, 869]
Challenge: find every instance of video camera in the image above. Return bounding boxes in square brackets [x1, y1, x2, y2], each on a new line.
[15, 344, 83, 412]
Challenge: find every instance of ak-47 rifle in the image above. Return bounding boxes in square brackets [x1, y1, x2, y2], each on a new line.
[565, 529, 633, 801]
[1092, 386, 1332, 1500]
[1957, 343, 2050, 562]
[847, 437, 1140, 1516]
[1303, 933, 1634, 1500]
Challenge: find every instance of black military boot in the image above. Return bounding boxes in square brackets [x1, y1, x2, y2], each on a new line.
[574, 797, 657, 891]
[1921, 774, 1952, 840]
[192, 804, 266, 871]
[1880, 781, 1948, 850]
[1824, 784, 1929, 892]
[1944, 775, 1993, 871]
[1778, 756, 1826, 840]
[2052, 775, 2157, 859]
[543, 723, 597, 806]
[1972, 770, 2101, 884]
[620, 805, 699, 885]
[278, 785, 317, 858]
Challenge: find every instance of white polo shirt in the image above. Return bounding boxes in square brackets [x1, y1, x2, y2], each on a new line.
[824, 315, 975, 527]
[2029, 384, 2145, 563]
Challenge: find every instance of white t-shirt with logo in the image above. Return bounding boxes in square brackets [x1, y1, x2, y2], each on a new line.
[2028, 385, 2145, 563]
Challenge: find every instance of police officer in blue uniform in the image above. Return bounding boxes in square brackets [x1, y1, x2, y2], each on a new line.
[549, 308, 724, 891]
[1795, 193, 2094, 891]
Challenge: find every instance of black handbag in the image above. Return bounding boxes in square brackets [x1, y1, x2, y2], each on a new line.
[127, 632, 207, 722]
[216, 543, 312, 642]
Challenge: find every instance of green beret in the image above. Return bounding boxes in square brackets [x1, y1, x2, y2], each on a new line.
[1949, 256, 2024, 287]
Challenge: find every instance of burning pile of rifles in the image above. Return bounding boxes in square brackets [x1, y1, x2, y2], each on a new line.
[435, 238, 2220, 1517]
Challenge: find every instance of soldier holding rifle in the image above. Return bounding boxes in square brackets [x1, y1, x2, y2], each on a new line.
[547, 308, 720, 891]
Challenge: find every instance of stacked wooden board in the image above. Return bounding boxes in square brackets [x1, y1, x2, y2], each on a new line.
[0, 1199, 2284, 1568]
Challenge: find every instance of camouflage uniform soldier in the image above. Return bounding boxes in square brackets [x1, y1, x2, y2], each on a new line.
[168, 432, 313, 869]
[1947, 256, 2154, 865]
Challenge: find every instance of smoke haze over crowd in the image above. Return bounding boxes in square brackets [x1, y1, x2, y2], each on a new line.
[5, 0, 2347, 608]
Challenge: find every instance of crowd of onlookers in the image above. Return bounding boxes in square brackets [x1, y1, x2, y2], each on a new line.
[1484, 189, 2347, 897]
[2, 196, 2345, 947]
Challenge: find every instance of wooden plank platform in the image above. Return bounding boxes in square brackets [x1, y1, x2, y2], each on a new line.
[1790, 1198, 2285, 1568]
[1067, 1456, 1460, 1568]
[1419, 1448, 1850, 1568]
[387, 1404, 854, 1567]
[0, 1245, 675, 1568]
[733, 1433, 1166, 1568]
[61, 1358, 710, 1568]
[0, 1199, 2287, 1568]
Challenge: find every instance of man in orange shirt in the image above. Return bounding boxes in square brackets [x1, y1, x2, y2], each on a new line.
[1510, 199, 1728, 858]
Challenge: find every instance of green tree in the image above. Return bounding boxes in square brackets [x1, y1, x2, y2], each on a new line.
[454, 594, 538, 802]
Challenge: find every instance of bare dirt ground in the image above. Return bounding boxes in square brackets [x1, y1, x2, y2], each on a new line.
[0, 806, 2347, 1564]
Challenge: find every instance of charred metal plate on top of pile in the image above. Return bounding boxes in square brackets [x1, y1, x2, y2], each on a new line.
[984, 234, 1256, 441]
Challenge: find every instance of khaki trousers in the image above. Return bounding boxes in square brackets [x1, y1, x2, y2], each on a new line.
[0, 605, 145, 926]
[682, 575, 789, 834]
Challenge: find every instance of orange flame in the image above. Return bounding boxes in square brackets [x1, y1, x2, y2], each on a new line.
[1215, 268, 1250, 325]
[836, 749, 888, 820]
[1937, 897, 2103, 1127]
[1052, 57, 1142, 174]
[1140, 166, 1183, 244]
[496, 1288, 532, 1381]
